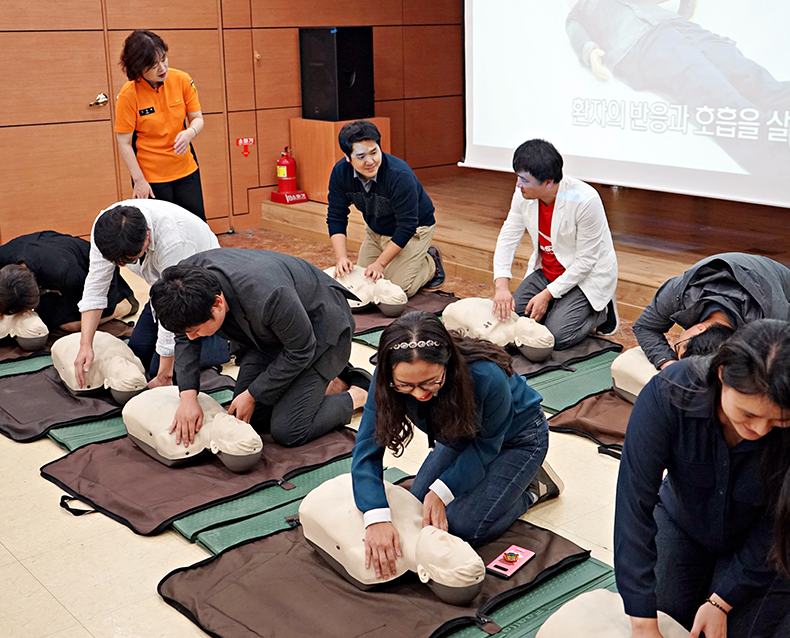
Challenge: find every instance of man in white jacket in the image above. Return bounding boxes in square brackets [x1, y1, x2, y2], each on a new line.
[492, 139, 618, 349]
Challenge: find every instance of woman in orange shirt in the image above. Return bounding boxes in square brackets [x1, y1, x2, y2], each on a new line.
[115, 30, 206, 220]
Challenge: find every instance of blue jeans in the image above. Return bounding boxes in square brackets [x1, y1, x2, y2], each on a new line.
[410, 407, 549, 546]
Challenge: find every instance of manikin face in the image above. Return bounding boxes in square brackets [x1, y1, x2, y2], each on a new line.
[346, 140, 382, 179]
[391, 359, 446, 402]
[185, 295, 227, 340]
[141, 52, 169, 84]
[718, 378, 790, 443]
[516, 171, 555, 202]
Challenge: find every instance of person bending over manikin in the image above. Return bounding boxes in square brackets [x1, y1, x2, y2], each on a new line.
[324, 265, 408, 315]
[0, 310, 49, 351]
[51, 331, 147, 404]
[123, 386, 263, 473]
[443, 298, 555, 361]
[299, 473, 485, 605]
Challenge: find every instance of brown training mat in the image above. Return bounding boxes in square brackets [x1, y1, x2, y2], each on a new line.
[0, 319, 134, 363]
[510, 336, 622, 378]
[0, 367, 235, 443]
[159, 518, 590, 638]
[41, 427, 357, 535]
[353, 290, 459, 335]
[549, 389, 633, 450]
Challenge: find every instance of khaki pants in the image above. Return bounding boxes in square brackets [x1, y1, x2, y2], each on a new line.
[357, 225, 436, 297]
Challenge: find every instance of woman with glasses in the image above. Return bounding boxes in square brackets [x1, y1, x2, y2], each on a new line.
[351, 311, 550, 580]
[115, 30, 206, 220]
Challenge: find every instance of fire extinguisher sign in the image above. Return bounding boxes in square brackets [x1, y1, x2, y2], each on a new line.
[236, 137, 256, 157]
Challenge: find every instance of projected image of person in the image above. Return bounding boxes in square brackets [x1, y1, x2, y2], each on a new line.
[566, 0, 790, 175]
[492, 139, 619, 350]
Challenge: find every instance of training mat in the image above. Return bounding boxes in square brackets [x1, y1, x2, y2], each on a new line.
[0, 367, 235, 443]
[511, 336, 621, 379]
[549, 389, 633, 450]
[48, 389, 235, 452]
[158, 519, 590, 638]
[0, 319, 134, 364]
[194, 467, 412, 554]
[353, 290, 458, 335]
[527, 350, 620, 415]
[352, 329, 384, 349]
[40, 426, 357, 536]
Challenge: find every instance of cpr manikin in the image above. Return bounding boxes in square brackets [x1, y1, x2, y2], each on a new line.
[325, 266, 409, 317]
[299, 473, 486, 605]
[123, 386, 263, 473]
[536, 589, 689, 638]
[51, 331, 147, 404]
[610, 346, 659, 404]
[443, 298, 555, 361]
[0, 310, 48, 351]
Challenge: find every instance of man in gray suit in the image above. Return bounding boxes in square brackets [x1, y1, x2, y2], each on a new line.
[150, 248, 369, 447]
[633, 253, 790, 369]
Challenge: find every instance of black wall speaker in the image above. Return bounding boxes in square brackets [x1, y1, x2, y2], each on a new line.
[299, 27, 375, 122]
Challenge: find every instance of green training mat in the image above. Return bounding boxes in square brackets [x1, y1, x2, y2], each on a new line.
[352, 330, 383, 349]
[195, 466, 411, 554]
[0, 355, 53, 378]
[47, 388, 235, 452]
[446, 558, 616, 638]
[528, 351, 620, 415]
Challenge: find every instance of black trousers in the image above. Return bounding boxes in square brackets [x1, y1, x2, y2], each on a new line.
[149, 168, 206, 221]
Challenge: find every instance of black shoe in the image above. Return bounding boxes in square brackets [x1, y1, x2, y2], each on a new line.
[338, 365, 372, 392]
[123, 293, 140, 319]
[424, 246, 445, 289]
[528, 461, 564, 507]
[597, 298, 620, 336]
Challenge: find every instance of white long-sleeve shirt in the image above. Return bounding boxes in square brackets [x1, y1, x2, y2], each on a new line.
[493, 176, 618, 311]
[79, 199, 220, 357]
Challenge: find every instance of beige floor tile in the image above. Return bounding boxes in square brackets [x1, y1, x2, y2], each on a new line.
[559, 503, 616, 553]
[43, 624, 95, 638]
[522, 514, 614, 567]
[0, 540, 16, 567]
[22, 528, 207, 624]
[0, 562, 79, 638]
[84, 595, 207, 638]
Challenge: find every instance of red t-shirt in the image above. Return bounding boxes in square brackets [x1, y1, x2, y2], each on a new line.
[538, 199, 565, 282]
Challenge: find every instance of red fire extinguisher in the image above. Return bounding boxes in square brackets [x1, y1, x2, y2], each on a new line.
[271, 147, 307, 204]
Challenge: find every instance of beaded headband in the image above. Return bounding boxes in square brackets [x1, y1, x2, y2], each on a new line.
[391, 339, 441, 350]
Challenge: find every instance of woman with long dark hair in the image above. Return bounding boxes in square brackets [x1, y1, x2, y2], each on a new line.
[615, 319, 790, 638]
[351, 311, 554, 579]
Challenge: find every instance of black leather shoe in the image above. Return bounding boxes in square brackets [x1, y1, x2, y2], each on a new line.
[424, 246, 445, 289]
[338, 365, 372, 392]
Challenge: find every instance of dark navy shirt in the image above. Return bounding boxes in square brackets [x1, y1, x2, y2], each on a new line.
[614, 358, 779, 618]
[326, 152, 435, 249]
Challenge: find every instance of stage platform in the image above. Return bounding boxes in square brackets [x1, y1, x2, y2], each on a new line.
[260, 167, 790, 321]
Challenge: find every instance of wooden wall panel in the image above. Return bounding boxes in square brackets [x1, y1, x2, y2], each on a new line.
[227, 110, 260, 216]
[256, 107, 302, 186]
[0, 0, 103, 30]
[404, 96, 464, 168]
[108, 30, 224, 114]
[373, 27, 404, 102]
[0, 32, 110, 127]
[252, 29, 301, 110]
[105, 0, 218, 30]
[403, 26, 462, 99]
[251, 0, 402, 28]
[374, 100, 405, 160]
[223, 29, 256, 112]
[403, 0, 462, 25]
[222, 0, 252, 28]
[0, 122, 118, 241]
[194, 113, 231, 220]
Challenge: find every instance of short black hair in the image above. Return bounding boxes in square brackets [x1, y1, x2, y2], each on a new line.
[0, 264, 39, 315]
[150, 265, 222, 334]
[512, 139, 563, 183]
[94, 205, 149, 266]
[338, 120, 382, 156]
[683, 323, 734, 358]
[119, 29, 168, 81]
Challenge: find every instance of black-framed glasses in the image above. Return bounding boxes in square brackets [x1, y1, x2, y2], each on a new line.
[389, 367, 447, 393]
[672, 337, 692, 357]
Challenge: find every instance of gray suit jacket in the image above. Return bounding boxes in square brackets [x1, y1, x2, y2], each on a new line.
[174, 248, 356, 405]
[633, 253, 790, 368]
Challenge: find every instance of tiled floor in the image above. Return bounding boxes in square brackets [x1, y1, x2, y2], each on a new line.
[0, 231, 627, 637]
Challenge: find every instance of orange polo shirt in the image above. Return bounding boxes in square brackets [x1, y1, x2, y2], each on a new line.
[115, 68, 201, 183]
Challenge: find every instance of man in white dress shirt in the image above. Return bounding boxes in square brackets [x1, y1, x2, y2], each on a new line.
[74, 199, 226, 389]
[492, 139, 619, 349]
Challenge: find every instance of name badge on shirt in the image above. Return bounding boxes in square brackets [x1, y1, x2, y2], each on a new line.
[139, 107, 155, 116]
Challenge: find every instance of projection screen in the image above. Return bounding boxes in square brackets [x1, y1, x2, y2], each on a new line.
[461, 0, 790, 208]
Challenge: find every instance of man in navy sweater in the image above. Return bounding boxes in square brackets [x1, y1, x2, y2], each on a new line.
[326, 120, 444, 297]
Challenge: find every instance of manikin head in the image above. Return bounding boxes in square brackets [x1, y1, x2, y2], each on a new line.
[0, 309, 49, 351]
[325, 266, 408, 316]
[123, 386, 263, 472]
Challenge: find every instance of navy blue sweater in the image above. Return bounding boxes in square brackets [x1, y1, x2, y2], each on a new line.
[326, 152, 435, 249]
[614, 358, 780, 618]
